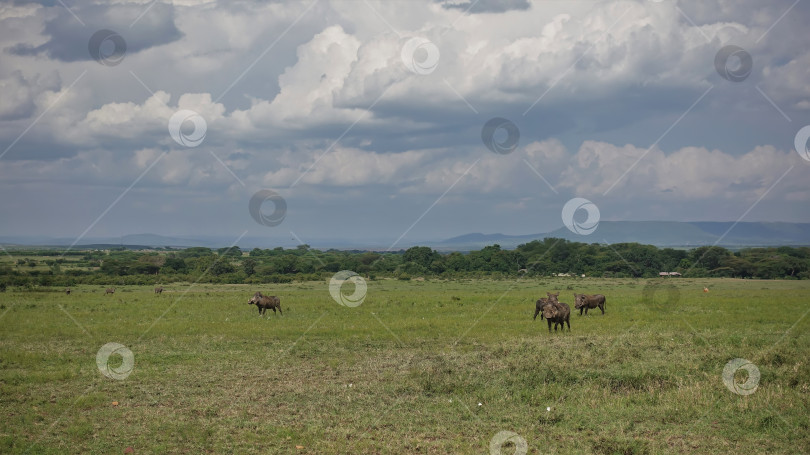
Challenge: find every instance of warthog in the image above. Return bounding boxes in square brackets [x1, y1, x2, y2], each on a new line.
[65, 288, 71, 295]
[573, 293, 606, 316]
[533, 297, 553, 320]
[547, 291, 560, 303]
[105, 287, 115, 295]
[248, 292, 282, 316]
[542, 301, 571, 333]
[154, 286, 164, 295]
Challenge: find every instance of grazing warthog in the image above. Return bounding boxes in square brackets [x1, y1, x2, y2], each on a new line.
[154, 286, 164, 295]
[533, 297, 553, 321]
[248, 292, 282, 316]
[105, 287, 115, 295]
[65, 288, 71, 295]
[573, 293, 606, 316]
[542, 301, 571, 333]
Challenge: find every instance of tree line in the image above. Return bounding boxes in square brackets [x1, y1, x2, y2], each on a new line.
[1, 238, 808, 289]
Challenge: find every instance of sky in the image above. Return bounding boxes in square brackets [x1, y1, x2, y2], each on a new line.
[0, 0, 808, 248]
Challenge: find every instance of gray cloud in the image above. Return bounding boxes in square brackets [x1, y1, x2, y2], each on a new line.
[439, 0, 531, 14]
[8, 3, 182, 62]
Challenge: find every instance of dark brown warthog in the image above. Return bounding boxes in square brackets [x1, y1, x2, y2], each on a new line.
[154, 286, 164, 294]
[65, 288, 71, 295]
[248, 292, 282, 316]
[542, 301, 571, 333]
[105, 287, 115, 295]
[547, 292, 560, 303]
[533, 297, 553, 320]
[573, 293, 606, 316]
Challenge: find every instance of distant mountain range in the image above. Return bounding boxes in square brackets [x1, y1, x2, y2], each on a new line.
[0, 233, 374, 251]
[0, 233, 212, 249]
[434, 221, 810, 250]
[1, 221, 809, 251]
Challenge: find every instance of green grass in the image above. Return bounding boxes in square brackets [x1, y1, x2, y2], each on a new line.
[1, 278, 809, 454]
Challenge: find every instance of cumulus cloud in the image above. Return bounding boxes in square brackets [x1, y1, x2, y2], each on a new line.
[0, 0, 807, 239]
[240, 137, 803, 206]
[0, 3, 39, 21]
[6, 1, 807, 148]
[243, 25, 366, 127]
[76, 91, 225, 145]
[0, 70, 60, 120]
[556, 142, 802, 200]
[262, 145, 430, 187]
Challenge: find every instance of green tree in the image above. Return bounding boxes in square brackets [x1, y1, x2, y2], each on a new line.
[181, 247, 213, 258]
[722, 255, 755, 278]
[274, 255, 298, 274]
[691, 246, 731, 271]
[445, 252, 469, 272]
[242, 258, 257, 276]
[217, 246, 242, 258]
[163, 257, 188, 272]
[403, 246, 438, 269]
[210, 259, 235, 276]
[359, 252, 381, 265]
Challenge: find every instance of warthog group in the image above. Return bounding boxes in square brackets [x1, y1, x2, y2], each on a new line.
[534, 291, 607, 332]
[248, 291, 282, 316]
[534, 292, 571, 333]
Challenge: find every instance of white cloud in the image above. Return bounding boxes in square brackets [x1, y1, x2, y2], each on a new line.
[261, 145, 429, 187]
[0, 72, 38, 120]
[761, 52, 810, 110]
[557, 142, 803, 201]
[242, 137, 804, 206]
[1, 0, 808, 239]
[7, 0, 808, 147]
[247, 25, 365, 126]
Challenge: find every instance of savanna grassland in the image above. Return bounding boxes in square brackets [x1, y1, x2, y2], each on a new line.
[1, 278, 809, 454]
